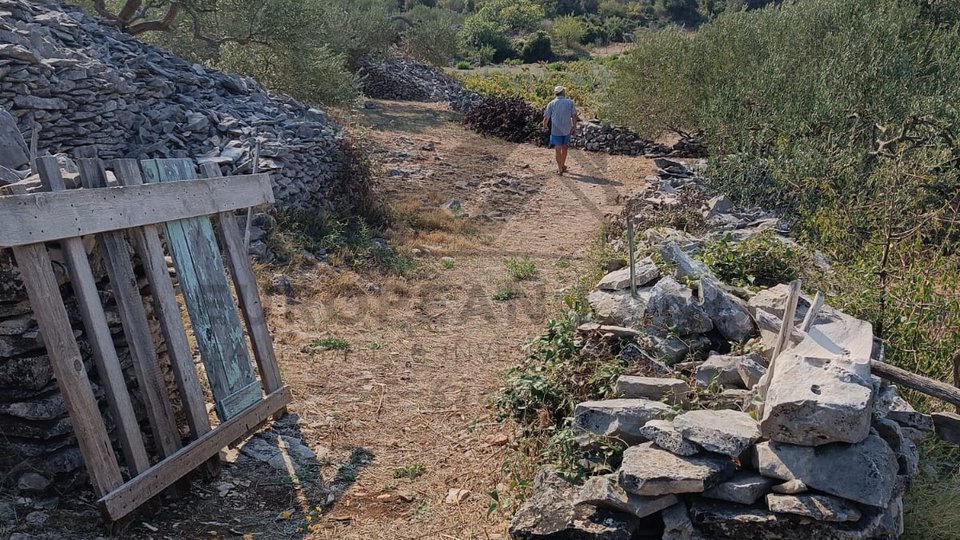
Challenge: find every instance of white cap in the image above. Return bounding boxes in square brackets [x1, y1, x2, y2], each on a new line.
[554, 86, 565, 95]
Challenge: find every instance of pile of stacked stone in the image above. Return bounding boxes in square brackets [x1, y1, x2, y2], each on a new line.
[357, 54, 481, 111]
[572, 121, 669, 157]
[0, 0, 360, 213]
[510, 160, 928, 539]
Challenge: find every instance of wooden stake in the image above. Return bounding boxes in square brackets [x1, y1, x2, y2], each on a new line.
[758, 279, 801, 417]
[799, 291, 824, 332]
[626, 218, 637, 299]
[871, 360, 960, 410]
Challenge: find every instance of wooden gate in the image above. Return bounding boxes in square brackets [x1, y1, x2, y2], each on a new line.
[0, 156, 290, 522]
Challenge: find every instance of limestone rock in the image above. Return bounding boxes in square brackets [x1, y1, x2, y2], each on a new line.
[766, 494, 862, 522]
[638, 420, 700, 456]
[509, 469, 645, 540]
[17, 472, 51, 493]
[698, 277, 756, 342]
[615, 375, 688, 404]
[695, 354, 753, 389]
[0, 108, 28, 170]
[660, 242, 711, 281]
[702, 471, 775, 505]
[645, 277, 713, 335]
[874, 417, 919, 477]
[650, 333, 711, 365]
[662, 502, 704, 540]
[771, 479, 807, 494]
[618, 443, 735, 496]
[754, 434, 899, 507]
[587, 289, 651, 327]
[760, 336, 874, 446]
[673, 409, 761, 457]
[737, 355, 767, 389]
[576, 474, 678, 519]
[573, 399, 671, 444]
[597, 258, 660, 290]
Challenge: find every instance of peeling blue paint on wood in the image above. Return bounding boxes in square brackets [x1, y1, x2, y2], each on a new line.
[141, 159, 262, 420]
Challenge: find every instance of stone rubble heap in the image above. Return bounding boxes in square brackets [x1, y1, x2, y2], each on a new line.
[572, 122, 669, 157]
[357, 54, 481, 111]
[510, 159, 929, 539]
[0, 0, 360, 212]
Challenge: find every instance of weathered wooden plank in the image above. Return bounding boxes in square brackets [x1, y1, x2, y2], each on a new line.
[199, 162, 283, 394]
[98, 386, 291, 521]
[78, 159, 183, 459]
[0, 174, 274, 248]
[36, 157, 151, 476]
[870, 360, 960, 410]
[111, 159, 213, 441]
[772, 280, 802, 361]
[142, 159, 262, 421]
[10, 241, 124, 495]
[799, 292, 824, 333]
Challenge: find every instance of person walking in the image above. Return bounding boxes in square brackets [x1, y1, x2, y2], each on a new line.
[542, 86, 579, 175]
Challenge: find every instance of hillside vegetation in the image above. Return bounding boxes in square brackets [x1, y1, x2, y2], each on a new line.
[606, 0, 960, 403]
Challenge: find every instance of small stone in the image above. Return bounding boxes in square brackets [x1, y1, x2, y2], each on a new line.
[575, 474, 678, 519]
[597, 258, 660, 290]
[615, 375, 688, 403]
[587, 289, 651, 327]
[445, 488, 470, 505]
[638, 420, 700, 456]
[695, 354, 753, 389]
[673, 409, 761, 457]
[698, 277, 756, 342]
[25, 510, 48, 526]
[0, 502, 15, 524]
[17, 472, 51, 494]
[661, 502, 701, 540]
[706, 195, 734, 216]
[736, 355, 767, 389]
[619, 443, 735, 496]
[766, 493, 862, 522]
[771, 480, 807, 494]
[573, 399, 671, 444]
[645, 277, 713, 335]
[703, 471, 775, 505]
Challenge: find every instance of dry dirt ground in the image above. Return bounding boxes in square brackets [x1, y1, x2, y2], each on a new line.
[28, 100, 653, 540]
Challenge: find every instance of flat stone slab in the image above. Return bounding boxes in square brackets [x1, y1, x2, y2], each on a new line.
[767, 493, 862, 522]
[588, 289, 651, 327]
[638, 419, 700, 456]
[576, 474, 678, 519]
[771, 479, 807, 494]
[695, 354, 750, 389]
[619, 443, 735, 496]
[702, 471, 775, 505]
[673, 409, 761, 457]
[616, 375, 688, 403]
[754, 434, 899, 507]
[737, 355, 767, 389]
[573, 399, 671, 444]
[597, 258, 660, 290]
[760, 336, 874, 446]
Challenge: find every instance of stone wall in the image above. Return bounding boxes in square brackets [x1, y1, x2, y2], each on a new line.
[0, 0, 360, 212]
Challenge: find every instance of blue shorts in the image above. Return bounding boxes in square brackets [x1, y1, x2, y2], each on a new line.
[550, 135, 571, 147]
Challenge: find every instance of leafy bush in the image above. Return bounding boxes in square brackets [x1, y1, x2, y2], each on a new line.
[699, 231, 808, 288]
[552, 15, 585, 52]
[521, 31, 554, 63]
[402, 6, 463, 66]
[461, 16, 516, 63]
[605, 0, 960, 403]
[456, 60, 473, 69]
[474, 0, 546, 32]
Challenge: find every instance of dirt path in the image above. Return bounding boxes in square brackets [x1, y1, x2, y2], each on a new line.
[266, 101, 652, 539]
[50, 101, 651, 540]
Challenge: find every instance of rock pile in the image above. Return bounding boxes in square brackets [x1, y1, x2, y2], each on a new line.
[462, 96, 545, 144]
[572, 122, 668, 157]
[357, 54, 480, 111]
[0, 0, 361, 212]
[510, 159, 927, 539]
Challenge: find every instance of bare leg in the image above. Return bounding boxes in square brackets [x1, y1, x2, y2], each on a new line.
[559, 145, 569, 172]
[555, 146, 563, 173]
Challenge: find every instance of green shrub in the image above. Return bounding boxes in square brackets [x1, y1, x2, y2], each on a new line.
[311, 337, 351, 351]
[402, 6, 463, 66]
[456, 60, 473, 69]
[699, 231, 808, 288]
[492, 282, 522, 301]
[461, 16, 516, 63]
[521, 31, 554, 63]
[506, 256, 538, 280]
[552, 15, 585, 52]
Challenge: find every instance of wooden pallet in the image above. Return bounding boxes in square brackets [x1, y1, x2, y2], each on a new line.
[0, 156, 290, 522]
